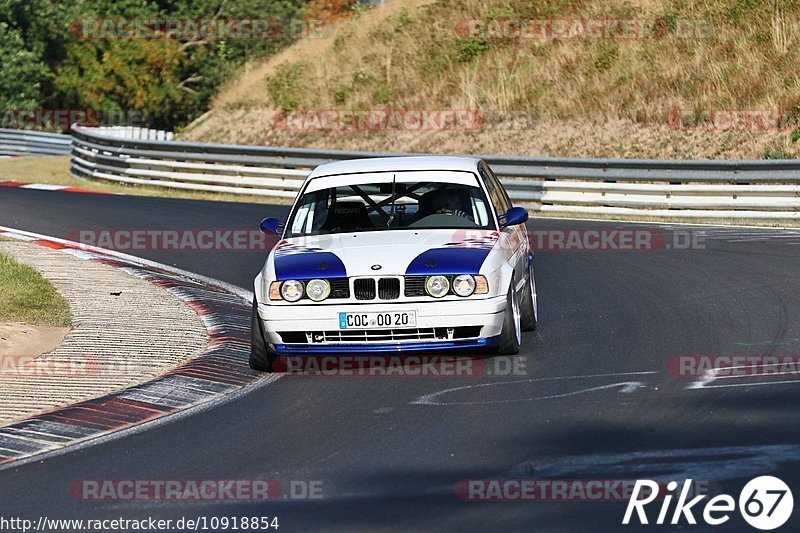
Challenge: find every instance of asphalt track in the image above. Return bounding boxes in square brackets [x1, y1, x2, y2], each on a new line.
[1, 187, 800, 531]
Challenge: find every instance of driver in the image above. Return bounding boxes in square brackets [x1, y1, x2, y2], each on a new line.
[430, 190, 473, 221]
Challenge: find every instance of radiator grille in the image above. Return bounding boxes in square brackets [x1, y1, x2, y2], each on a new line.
[353, 278, 376, 300]
[378, 278, 401, 300]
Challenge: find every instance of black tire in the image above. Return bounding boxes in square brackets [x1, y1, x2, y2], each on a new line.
[497, 282, 521, 355]
[250, 298, 275, 372]
[520, 264, 538, 332]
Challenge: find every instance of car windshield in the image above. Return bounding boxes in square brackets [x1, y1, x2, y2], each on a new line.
[286, 173, 495, 237]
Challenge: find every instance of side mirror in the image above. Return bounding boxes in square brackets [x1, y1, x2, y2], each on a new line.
[499, 207, 529, 228]
[260, 217, 284, 236]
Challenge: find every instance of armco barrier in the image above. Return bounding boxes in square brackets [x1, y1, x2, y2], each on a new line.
[13, 125, 800, 220]
[0, 129, 71, 156]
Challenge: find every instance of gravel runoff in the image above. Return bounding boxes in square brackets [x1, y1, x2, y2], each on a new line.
[0, 240, 210, 425]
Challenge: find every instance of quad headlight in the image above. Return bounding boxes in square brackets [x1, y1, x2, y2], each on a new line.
[452, 274, 476, 297]
[305, 278, 331, 302]
[421, 274, 488, 298]
[280, 279, 305, 302]
[425, 275, 450, 298]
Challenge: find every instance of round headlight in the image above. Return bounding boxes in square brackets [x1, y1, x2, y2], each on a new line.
[453, 274, 476, 297]
[281, 280, 304, 302]
[425, 275, 450, 298]
[306, 279, 331, 302]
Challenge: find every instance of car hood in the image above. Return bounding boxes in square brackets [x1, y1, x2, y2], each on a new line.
[273, 229, 499, 278]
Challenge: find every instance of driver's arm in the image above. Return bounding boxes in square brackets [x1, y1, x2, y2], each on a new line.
[452, 208, 474, 221]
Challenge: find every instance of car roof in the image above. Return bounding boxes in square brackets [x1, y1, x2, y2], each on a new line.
[307, 156, 483, 180]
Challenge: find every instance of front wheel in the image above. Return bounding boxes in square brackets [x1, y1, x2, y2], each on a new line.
[497, 282, 521, 355]
[250, 298, 276, 372]
[520, 264, 538, 332]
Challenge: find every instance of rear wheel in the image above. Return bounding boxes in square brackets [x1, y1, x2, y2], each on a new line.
[520, 264, 538, 332]
[497, 282, 521, 355]
[250, 298, 275, 372]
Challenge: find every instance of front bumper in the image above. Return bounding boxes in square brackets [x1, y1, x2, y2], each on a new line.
[273, 335, 500, 354]
[257, 296, 506, 354]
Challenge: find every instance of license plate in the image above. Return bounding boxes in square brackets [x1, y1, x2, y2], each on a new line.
[338, 311, 417, 329]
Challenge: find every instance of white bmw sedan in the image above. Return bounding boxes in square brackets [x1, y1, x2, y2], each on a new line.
[251, 156, 537, 371]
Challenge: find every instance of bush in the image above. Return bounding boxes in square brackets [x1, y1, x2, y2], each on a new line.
[763, 146, 795, 159]
[266, 62, 307, 112]
[455, 38, 491, 63]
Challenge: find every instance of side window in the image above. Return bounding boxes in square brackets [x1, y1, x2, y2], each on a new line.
[480, 164, 511, 216]
[290, 198, 314, 235]
[470, 194, 490, 227]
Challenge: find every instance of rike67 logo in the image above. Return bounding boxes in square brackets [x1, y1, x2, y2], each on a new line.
[623, 476, 793, 530]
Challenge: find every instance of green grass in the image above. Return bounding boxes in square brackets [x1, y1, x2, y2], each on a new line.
[0, 250, 71, 327]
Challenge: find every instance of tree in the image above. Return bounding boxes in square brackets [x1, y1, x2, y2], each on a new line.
[0, 23, 48, 111]
[55, 39, 191, 128]
[4, 0, 309, 128]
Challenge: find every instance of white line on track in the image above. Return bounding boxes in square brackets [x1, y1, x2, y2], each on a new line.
[411, 371, 656, 406]
[688, 362, 800, 390]
[19, 184, 68, 191]
[697, 378, 800, 389]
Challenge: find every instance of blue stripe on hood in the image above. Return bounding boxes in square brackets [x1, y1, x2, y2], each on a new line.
[274, 252, 347, 280]
[405, 248, 491, 276]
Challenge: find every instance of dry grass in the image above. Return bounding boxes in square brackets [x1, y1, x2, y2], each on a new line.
[181, 0, 800, 159]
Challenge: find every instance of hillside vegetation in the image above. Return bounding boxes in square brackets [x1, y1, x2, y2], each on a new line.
[183, 0, 800, 159]
[0, 0, 346, 129]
